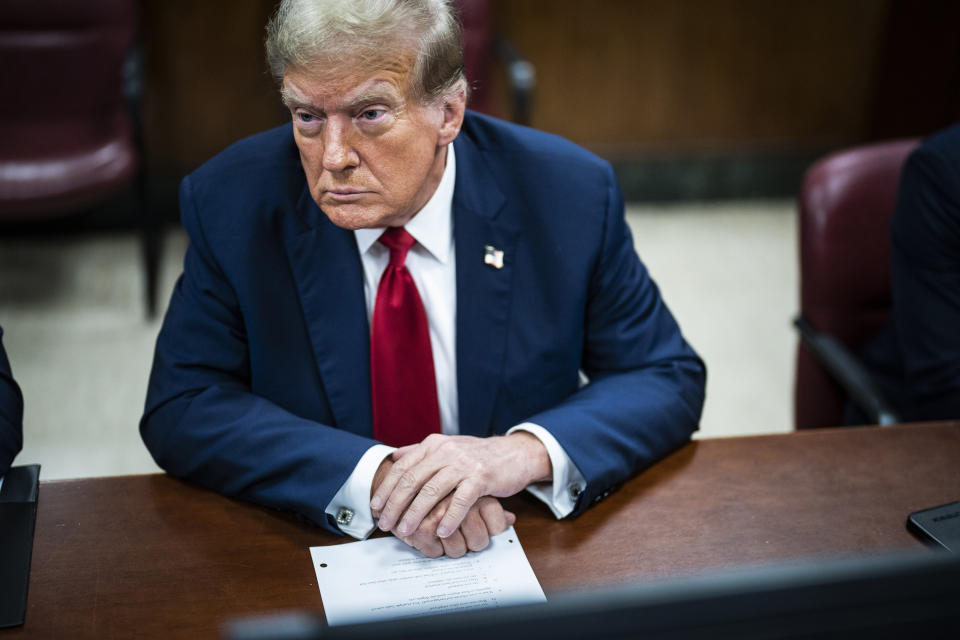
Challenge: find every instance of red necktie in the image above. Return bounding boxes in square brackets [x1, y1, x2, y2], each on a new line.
[370, 227, 442, 447]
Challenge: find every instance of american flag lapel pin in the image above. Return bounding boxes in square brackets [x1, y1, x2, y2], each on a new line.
[484, 245, 504, 269]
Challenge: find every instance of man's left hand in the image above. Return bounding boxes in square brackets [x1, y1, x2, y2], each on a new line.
[370, 431, 552, 539]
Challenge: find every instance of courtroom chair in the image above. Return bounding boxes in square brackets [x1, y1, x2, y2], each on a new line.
[794, 138, 920, 429]
[457, 0, 536, 126]
[0, 0, 160, 317]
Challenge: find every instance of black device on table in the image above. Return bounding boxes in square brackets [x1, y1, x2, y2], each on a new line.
[908, 500, 960, 552]
[0, 464, 40, 628]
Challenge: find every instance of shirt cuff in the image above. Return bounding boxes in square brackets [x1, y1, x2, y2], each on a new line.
[507, 422, 586, 519]
[325, 444, 395, 539]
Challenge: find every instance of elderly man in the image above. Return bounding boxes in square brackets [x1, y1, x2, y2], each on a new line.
[142, 0, 705, 558]
[0, 325, 24, 475]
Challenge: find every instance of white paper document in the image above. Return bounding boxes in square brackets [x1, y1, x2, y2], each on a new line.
[310, 526, 546, 626]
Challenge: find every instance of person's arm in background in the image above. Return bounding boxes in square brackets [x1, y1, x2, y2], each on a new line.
[889, 128, 960, 421]
[0, 325, 24, 475]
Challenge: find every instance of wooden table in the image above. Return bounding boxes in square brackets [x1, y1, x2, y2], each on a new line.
[10, 422, 960, 638]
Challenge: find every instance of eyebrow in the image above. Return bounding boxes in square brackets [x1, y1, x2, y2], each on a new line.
[280, 81, 404, 114]
[280, 86, 314, 111]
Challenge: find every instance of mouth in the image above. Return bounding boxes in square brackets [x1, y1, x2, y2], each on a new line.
[323, 188, 371, 203]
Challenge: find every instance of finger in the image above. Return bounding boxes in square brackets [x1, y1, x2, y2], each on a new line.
[459, 505, 491, 552]
[475, 496, 507, 535]
[436, 480, 484, 539]
[410, 536, 443, 558]
[395, 466, 462, 537]
[402, 517, 445, 558]
[505, 510, 516, 527]
[376, 469, 423, 532]
[403, 499, 448, 558]
[371, 444, 427, 510]
[440, 529, 468, 558]
[371, 448, 431, 529]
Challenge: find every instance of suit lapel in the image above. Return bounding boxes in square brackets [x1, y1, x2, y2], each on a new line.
[281, 129, 517, 440]
[284, 187, 373, 436]
[453, 134, 519, 437]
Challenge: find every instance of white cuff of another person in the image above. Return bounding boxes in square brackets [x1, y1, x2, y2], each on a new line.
[507, 422, 586, 519]
[325, 444, 395, 539]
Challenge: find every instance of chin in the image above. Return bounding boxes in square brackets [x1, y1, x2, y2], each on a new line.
[320, 199, 417, 231]
[320, 204, 387, 231]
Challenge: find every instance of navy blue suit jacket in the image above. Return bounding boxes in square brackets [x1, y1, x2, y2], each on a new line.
[0, 326, 24, 474]
[142, 112, 706, 534]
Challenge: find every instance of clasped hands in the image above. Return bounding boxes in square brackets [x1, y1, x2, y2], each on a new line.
[370, 431, 552, 558]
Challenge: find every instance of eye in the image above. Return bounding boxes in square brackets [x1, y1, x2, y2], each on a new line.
[360, 109, 384, 121]
[293, 108, 324, 127]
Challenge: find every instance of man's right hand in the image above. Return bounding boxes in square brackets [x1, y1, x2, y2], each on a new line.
[372, 457, 515, 558]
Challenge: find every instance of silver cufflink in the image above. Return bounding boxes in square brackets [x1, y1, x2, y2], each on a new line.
[568, 483, 583, 499]
[336, 507, 354, 526]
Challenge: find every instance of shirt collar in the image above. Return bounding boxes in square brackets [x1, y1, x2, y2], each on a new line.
[354, 144, 456, 263]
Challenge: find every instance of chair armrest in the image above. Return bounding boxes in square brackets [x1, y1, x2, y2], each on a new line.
[793, 316, 900, 426]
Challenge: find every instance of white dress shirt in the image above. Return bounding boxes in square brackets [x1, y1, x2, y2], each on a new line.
[324, 144, 586, 539]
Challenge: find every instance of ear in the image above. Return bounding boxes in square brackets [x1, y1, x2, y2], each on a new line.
[436, 85, 467, 146]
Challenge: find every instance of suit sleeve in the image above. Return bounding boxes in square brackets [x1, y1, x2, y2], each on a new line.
[141, 176, 375, 534]
[526, 165, 706, 516]
[0, 326, 24, 475]
[889, 142, 960, 421]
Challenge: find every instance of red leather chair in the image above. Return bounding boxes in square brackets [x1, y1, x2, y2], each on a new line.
[794, 138, 920, 429]
[0, 0, 160, 316]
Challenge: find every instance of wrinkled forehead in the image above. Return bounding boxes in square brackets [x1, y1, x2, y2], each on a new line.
[282, 48, 419, 106]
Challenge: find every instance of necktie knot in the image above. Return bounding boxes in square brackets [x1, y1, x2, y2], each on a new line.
[379, 227, 416, 267]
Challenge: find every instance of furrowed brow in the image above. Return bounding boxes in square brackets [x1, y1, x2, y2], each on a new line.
[343, 81, 404, 111]
[280, 87, 318, 111]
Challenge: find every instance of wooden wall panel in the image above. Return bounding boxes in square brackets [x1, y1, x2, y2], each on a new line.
[139, 0, 896, 174]
[141, 0, 286, 173]
[492, 0, 890, 153]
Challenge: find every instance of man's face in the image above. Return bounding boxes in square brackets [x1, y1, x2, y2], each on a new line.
[283, 56, 464, 230]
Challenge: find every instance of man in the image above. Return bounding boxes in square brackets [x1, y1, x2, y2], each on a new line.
[858, 122, 960, 422]
[0, 325, 24, 475]
[142, 0, 705, 558]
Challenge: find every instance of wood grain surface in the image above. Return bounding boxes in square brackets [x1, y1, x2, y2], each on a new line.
[10, 422, 959, 638]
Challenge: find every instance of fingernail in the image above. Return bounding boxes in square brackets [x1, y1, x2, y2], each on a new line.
[378, 519, 391, 532]
[397, 520, 411, 536]
[370, 496, 383, 510]
[437, 525, 451, 538]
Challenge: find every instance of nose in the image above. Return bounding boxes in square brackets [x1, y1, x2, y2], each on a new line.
[321, 119, 359, 173]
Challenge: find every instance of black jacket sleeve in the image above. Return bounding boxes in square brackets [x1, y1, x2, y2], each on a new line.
[0, 326, 24, 474]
